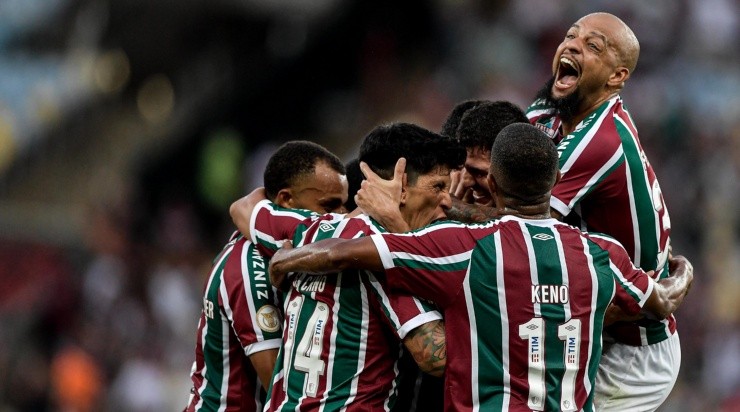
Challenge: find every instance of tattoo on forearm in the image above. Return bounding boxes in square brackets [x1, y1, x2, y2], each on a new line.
[447, 200, 497, 223]
[408, 321, 446, 375]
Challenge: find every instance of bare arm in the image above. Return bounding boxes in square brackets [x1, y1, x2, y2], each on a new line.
[269, 237, 383, 288]
[643, 255, 693, 319]
[355, 158, 410, 233]
[229, 187, 268, 239]
[249, 349, 279, 390]
[446, 197, 498, 223]
[402, 320, 446, 377]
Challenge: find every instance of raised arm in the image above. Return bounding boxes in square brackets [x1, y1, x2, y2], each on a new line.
[229, 187, 268, 238]
[642, 255, 693, 319]
[268, 237, 383, 288]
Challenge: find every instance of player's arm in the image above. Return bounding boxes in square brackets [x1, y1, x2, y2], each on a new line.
[642, 255, 693, 319]
[402, 320, 446, 377]
[447, 197, 498, 223]
[250, 349, 279, 390]
[269, 237, 382, 287]
[229, 187, 268, 239]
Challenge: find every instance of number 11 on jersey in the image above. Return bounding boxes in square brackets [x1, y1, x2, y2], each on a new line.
[519, 317, 581, 412]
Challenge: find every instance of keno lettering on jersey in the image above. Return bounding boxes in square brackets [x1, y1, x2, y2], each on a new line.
[531, 284, 569, 304]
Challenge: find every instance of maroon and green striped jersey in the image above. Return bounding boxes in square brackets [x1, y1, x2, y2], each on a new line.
[187, 233, 283, 412]
[370, 216, 655, 412]
[249, 200, 443, 412]
[527, 96, 674, 346]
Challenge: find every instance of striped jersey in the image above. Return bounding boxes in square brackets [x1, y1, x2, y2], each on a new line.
[187, 233, 283, 412]
[370, 215, 656, 412]
[527, 96, 674, 346]
[248, 200, 443, 412]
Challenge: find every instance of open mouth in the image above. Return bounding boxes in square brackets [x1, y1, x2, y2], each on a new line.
[555, 56, 580, 90]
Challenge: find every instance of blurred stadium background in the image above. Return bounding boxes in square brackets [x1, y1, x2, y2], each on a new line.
[0, 0, 737, 410]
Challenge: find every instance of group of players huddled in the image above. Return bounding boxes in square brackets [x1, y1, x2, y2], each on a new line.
[185, 13, 693, 412]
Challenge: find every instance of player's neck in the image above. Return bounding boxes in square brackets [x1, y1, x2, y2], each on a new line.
[561, 91, 618, 136]
[497, 198, 552, 220]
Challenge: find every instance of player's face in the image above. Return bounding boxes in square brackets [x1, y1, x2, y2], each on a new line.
[550, 14, 622, 104]
[289, 161, 349, 213]
[462, 146, 493, 205]
[402, 166, 453, 230]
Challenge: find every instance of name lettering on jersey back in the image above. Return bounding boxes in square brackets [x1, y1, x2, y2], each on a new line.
[531, 284, 569, 304]
[293, 274, 327, 293]
[204, 298, 215, 319]
[251, 247, 270, 300]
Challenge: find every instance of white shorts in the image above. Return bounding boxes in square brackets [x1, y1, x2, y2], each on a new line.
[594, 332, 681, 412]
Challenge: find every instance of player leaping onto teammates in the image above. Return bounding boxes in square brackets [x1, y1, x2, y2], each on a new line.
[527, 12, 682, 411]
[267, 123, 693, 412]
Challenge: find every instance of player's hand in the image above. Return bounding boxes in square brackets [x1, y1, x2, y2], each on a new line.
[355, 158, 409, 232]
[668, 254, 693, 296]
[269, 241, 294, 292]
[449, 170, 462, 195]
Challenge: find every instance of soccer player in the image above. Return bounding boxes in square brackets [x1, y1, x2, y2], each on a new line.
[266, 123, 694, 411]
[229, 123, 464, 411]
[185, 141, 348, 412]
[526, 12, 680, 410]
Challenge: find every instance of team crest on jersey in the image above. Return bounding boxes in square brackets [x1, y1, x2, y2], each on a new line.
[256, 305, 281, 332]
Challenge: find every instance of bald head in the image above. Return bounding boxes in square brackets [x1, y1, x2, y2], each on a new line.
[578, 12, 640, 72]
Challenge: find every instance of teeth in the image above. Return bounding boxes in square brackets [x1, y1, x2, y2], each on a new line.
[560, 57, 577, 71]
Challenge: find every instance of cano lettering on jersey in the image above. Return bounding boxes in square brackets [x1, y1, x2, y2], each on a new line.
[531, 284, 569, 304]
[294, 274, 327, 293]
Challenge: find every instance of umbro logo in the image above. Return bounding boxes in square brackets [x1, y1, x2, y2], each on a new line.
[532, 233, 553, 241]
[319, 223, 334, 233]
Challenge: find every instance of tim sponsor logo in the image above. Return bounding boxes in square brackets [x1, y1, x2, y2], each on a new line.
[532, 284, 569, 304]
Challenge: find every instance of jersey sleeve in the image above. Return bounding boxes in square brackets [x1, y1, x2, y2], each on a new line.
[370, 222, 488, 309]
[550, 103, 625, 217]
[220, 239, 283, 355]
[365, 275, 443, 340]
[591, 234, 655, 315]
[248, 199, 317, 258]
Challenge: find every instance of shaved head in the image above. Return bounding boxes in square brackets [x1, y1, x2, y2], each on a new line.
[579, 12, 640, 72]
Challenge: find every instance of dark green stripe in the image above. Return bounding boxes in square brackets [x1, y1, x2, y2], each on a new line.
[467, 234, 504, 410]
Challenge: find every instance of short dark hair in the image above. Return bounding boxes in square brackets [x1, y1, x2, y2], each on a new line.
[344, 158, 363, 212]
[490, 123, 559, 202]
[457, 101, 528, 151]
[440, 99, 488, 139]
[359, 123, 465, 185]
[263, 140, 345, 200]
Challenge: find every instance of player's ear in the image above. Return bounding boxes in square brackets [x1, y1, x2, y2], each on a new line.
[275, 189, 293, 208]
[399, 182, 408, 205]
[607, 66, 630, 88]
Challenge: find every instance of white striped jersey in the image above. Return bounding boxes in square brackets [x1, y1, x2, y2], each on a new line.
[186, 233, 282, 412]
[527, 95, 674, 345]
[248, 200, 443, 412]
[370, 216, 655, 411]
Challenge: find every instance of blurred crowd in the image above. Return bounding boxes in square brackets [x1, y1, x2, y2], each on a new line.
[0, 0, 738, 411]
